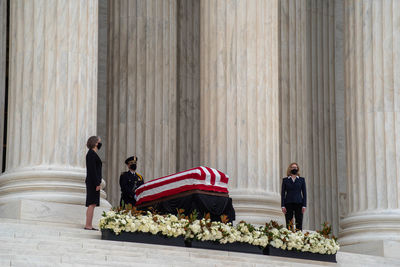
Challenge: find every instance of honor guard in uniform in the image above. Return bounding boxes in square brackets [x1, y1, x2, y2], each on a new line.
[119, 156, 144, 207]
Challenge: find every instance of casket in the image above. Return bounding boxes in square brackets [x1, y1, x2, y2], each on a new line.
[135, 166, 229, 206]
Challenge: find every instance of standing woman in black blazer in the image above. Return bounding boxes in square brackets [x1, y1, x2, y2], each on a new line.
[281, 162, 307, 231]
[84, 136, 103, 230]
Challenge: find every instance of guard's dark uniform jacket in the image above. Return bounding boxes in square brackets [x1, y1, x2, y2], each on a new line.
[119, 171, 144, 207]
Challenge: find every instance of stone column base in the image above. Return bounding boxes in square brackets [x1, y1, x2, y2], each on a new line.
[340, 210, 400, 259]
[231, 190, 284, 226]
[340, 240, 400, 259]
[0, 199, 111, 227]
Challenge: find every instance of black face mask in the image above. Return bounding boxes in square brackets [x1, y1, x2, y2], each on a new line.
[129, 164, 137, 171]
[97, 142, 102, 150]
[290, 169, 298, 175]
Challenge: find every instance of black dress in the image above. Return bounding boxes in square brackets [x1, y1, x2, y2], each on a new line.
[119, 171, 144, 207]
[85, 149, 102, 207]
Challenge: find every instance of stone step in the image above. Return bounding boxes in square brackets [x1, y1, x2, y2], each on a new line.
[0, 217, 89, 229]
[1, 256, 178, 267]
[1, 218, 400, 267]
[0, 239, 258, 264]
[0, 220, 100, 239]
[1, 248, 277, 267]
[0, 235, 324, 267]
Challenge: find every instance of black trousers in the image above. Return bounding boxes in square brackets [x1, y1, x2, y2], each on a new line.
[284, 203, 303, 230]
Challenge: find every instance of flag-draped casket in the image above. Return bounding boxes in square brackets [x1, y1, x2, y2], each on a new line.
[135, 166, 230, 206]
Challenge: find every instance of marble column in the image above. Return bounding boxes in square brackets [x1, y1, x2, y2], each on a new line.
[107, 0, 177, 206]
[340, 0, 400, 252]
[0, 0, 109, 208]
[200, 0, 281, 225]
[279, 0, 309, 179]
[176, 0, 201, 172]
[279, 0, 340, 235]
[334, 0, 347, 235]
[308, 0, 339, 235]
[96, 0, 108, 178]
[279, 0, 312, 229]
[0, 0, 6, 173]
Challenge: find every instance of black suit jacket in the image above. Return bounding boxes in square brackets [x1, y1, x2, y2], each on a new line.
[281, 176, 307, 207]
[85, 149, 102, 187]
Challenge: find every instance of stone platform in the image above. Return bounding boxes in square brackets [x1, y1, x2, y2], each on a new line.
[0, 218, 400, 266]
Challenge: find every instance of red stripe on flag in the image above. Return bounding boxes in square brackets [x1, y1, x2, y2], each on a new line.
[134, 172, 204, 195]
[143, 167, 202, 184]
[199, 166, 206, 179]
[217, 170, 229, 183]
[135, 184, 229, 205]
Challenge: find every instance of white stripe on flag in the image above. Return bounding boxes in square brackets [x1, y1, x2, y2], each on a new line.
[200, 166, 211, 185]
[136, 178, 228, 202]
[210, 168, 220, 186]
[139, 169, 201, 188]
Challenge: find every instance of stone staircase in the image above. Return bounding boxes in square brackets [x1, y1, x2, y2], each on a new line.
[0, 218, 400, 267]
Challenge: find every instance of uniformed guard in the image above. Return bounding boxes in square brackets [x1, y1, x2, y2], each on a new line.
[119, 156, 144, 207]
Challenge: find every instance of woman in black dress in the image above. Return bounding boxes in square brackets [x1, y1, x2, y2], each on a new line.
[84, 136, 102, 230]
[281, 162, 307, 231]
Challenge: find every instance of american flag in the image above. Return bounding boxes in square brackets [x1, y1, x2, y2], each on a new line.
[135, 166, 229, 205]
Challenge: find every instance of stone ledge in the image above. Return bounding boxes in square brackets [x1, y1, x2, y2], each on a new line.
[1, 218, 400, 266]
[0, 199, 109, 227]
[340, 240, 400, 259]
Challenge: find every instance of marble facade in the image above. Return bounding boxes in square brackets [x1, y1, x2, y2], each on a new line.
[280, 0, 341, 235]
[340, 0, 400, 251]
[0, 0, 110, 223]
[106, 0, 178, 206]
[199, 0, 282, 224]
[0, 0, 399, 258]
[176, 0, 201, 174]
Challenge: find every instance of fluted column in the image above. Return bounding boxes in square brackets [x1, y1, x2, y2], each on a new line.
[340, 0, 400, 247]
[279, 0, 312, 229]
[308, 0, 339, 235]
[0, 0, 6, 172]
[107, 0, 177, 206]
[334, 0, 347, 236]
[280, 0, 309, 179]
[280, 0, 340, 235]
[96, 0, 108, 175]
[177, 0, 201, 172]
[0, 0, 109, 207]
[200, 0, 281, 225]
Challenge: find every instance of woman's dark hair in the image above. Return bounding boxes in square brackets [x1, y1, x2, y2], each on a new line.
[87, 136, 99, 149]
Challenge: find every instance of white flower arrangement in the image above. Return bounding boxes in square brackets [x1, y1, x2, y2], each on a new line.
[99, 210, 339, 255]
[265, 221, 340, 254]
[185, 220, 269, 248]
[100, 210, 188, 238]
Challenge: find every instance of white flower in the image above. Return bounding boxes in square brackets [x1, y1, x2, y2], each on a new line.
[189, 223, 201, 234]
[271, 239, 283, 249]
[99, 209, 339, 254]
[106, 211, 116, 217]
[138, 224, 149, 233]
